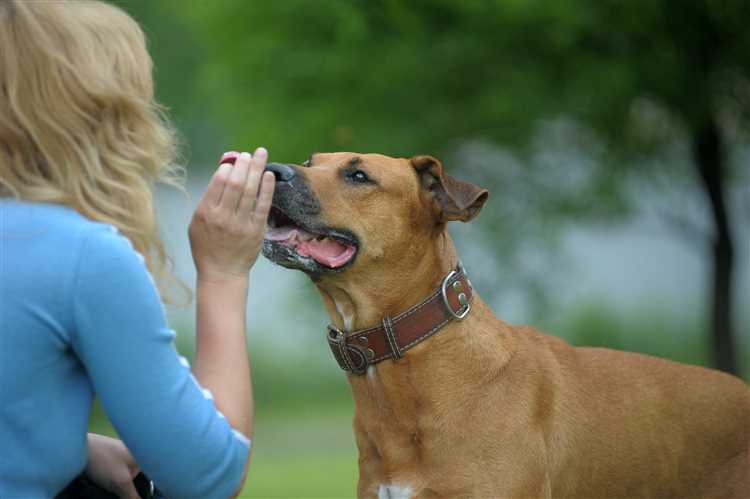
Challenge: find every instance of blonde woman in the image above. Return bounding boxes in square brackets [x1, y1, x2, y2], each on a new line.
[0, 1, 274, 497]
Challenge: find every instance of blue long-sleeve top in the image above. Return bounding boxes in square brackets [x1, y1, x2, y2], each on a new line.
[0, 200, 250, 498]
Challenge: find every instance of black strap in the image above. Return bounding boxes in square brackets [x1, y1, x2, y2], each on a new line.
[56, 472, 165, 499]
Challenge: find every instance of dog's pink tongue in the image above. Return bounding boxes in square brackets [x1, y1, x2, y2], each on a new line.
[265, 226, 355, 268]
[298, 237, 355, 268]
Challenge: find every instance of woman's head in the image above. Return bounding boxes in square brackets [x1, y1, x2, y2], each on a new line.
[0, 0, 183, 297]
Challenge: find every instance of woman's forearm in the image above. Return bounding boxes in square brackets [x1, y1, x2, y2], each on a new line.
[185, 148, 273, 489]
[193, 275, 253, 439]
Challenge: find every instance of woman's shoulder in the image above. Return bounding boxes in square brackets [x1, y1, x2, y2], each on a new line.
[2, 199, 122, 244]
[3, 199, 103, 230]
[1, 199, 144, 273]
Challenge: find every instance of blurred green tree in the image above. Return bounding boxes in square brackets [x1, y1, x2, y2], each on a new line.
[120, 0, 749, 375]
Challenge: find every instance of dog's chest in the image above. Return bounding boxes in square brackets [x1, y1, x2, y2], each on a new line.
[354, 399, 465, 497]
[352, 363, 485, 497]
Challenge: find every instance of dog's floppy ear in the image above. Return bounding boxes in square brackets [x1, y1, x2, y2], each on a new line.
[411, 155, 488, 223]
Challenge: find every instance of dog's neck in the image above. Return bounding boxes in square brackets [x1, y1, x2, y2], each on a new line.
[313, 229, 516, 380]
[313, 230, 516, 483]
[315, 231, 457, 332]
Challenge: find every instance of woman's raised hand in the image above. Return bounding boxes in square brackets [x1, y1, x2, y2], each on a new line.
[189, 147, 276, 283]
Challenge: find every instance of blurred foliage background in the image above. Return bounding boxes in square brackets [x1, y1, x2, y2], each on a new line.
[93, 1, 750, 496]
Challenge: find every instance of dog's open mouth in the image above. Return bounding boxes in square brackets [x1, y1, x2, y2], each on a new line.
[264, 206, 357, 269]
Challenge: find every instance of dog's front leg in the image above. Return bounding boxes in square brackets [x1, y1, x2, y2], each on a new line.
[354, 421, 386, 498]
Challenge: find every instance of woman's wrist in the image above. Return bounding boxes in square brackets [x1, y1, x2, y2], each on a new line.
[196, 266, 250, 285]
[195, 274, 249, 339]
[196, 272, 249, 309]
[196, 269, 251, 287]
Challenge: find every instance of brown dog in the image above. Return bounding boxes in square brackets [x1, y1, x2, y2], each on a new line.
[262, 152, 750, 498]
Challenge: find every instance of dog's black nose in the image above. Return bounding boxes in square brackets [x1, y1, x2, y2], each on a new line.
[265, 162, 297, 182]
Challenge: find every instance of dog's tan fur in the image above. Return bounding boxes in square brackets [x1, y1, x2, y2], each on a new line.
[294, 152, 750, 498]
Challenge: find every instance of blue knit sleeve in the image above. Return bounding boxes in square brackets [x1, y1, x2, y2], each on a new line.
[70, 226, 249, 499]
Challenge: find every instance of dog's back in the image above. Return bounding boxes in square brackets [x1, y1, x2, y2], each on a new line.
[514, 326, 750, 498]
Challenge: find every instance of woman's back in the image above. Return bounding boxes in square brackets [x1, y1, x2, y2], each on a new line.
[0, 200, 250, 498]
[1, 1, 274, 495]
[1, 201, 97, 496]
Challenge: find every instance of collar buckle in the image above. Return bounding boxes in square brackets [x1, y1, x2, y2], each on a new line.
[441, 269, 471, 320]
[327, 324, 369, 375]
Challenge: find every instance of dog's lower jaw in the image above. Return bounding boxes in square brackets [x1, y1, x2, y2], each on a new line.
[261, 240, 321, 274]
[261, 239, 358, 280]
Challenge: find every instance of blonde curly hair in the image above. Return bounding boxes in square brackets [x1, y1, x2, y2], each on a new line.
[0, 0, 184, 300]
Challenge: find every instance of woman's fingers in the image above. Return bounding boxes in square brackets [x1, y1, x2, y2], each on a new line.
[253, 171, 275, 224]
[204, 163, 232, 208]
[189, 146, 274, 281]
[237, 147, 267, 215]
[84, 434, 142, 499]
[220, 152, 252, 212]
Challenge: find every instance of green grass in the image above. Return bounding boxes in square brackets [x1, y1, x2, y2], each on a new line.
[241, 454, 357, 498]
[239, 411, 359, 498]
[90, 404, 359, 498]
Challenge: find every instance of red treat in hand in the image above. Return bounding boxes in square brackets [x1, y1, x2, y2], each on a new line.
[219, 151, 240, 166]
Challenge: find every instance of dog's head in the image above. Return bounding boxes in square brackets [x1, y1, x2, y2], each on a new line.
[262, 152, 488, 278]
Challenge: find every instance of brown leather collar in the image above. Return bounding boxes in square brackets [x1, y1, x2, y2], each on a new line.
[327, 264, 473, 375]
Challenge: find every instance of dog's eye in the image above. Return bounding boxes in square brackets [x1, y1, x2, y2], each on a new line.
[347, 170, 372, 184]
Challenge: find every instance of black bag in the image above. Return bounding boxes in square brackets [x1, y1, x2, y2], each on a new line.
[56, 472, 165, 499]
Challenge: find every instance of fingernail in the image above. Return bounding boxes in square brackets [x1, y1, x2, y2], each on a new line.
[240, 152, 252, 162]
[255, 147, 267, 158]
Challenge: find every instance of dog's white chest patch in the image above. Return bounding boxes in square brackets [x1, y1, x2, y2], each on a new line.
[333, 299, 354, 331]
[378, 484, 413, 499]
